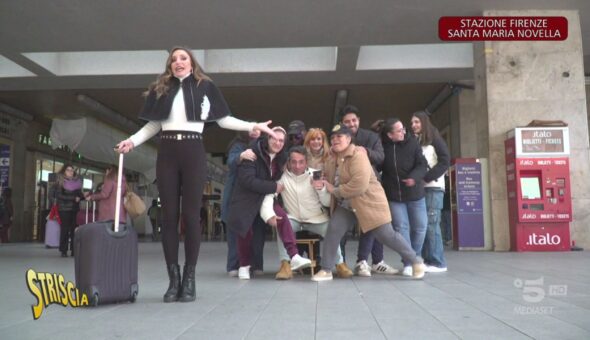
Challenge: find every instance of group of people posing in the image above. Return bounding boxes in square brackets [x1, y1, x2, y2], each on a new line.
[116, 46, 449, 303]
[222, 105, 451, 282]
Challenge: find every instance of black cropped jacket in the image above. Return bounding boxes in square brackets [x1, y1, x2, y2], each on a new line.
[138, 76, 231, 122]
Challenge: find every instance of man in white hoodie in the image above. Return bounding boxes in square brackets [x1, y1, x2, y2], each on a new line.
[260, 146, 353, 280]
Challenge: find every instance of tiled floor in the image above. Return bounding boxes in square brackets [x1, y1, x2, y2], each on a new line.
[1, 241, 589, 339]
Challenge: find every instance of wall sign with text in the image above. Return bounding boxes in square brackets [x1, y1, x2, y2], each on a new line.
[513, 127, 569, 157]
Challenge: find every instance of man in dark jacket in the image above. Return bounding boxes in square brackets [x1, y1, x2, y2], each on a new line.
[340, 105, 397, 277]
[227, 126, 310, 280]
[286, 120, 307, 148]
[380, 118, 428, 276]
[341, 106, 384, 174]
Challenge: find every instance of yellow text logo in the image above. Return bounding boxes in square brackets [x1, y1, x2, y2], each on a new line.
[26, 269, 88, 320]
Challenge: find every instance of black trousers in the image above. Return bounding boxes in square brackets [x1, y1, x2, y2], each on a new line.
[157, 133, 207, 266]
[59, 211, 76, 254]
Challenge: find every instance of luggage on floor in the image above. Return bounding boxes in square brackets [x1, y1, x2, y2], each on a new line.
[76, 200, 96, 226]
[74, 152, 138, 306]
[44, 219, 60, 248]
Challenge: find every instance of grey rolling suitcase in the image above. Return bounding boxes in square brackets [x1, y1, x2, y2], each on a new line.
[74, 152, 138, 306]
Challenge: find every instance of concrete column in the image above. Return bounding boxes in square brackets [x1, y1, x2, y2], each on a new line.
[10, 120, 28, 241]
[474, 10, 590, 250]
[455, 90, 478, 158]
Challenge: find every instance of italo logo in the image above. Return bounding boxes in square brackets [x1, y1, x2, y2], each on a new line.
[526, 232, 561, 246]
[26, 269, 88, 320]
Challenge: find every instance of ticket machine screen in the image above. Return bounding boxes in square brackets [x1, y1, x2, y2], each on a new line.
[520, 177, 541, 200]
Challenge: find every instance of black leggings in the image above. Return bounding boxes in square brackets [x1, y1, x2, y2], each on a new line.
[156, 132, 207, 266]
[59, 211, 76, 254]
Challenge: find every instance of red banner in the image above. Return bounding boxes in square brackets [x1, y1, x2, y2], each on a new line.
[439, 16, 568, 41]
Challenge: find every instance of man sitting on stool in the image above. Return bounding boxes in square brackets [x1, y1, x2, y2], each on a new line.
[260, 146, 353, 280]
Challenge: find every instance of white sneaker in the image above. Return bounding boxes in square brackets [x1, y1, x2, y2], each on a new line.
[425, 265, 448, 273]
[311, 270, 333, 282]
[238, 266, 250, 280]
[412, 262, 426, 279]
[228, 270, 238, 277]
[290, 254, 312, 271]
[401, 266, 412, 277]
[354, 260, 372, 277]
[371, 261, 399, 275]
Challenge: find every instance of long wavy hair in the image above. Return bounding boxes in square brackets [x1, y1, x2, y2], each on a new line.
[56, 163, 78, 187]
[303, 128, 330, 164]
[144, 46, 211, 98]
[411, 111, 439, 146]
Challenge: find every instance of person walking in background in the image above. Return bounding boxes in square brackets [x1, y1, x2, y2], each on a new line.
[312, 124, 425, 281]
[50, 164, 84, 257]
[85, 165, 127, 223]
[380, 118, 428, 277]
[411, 111, 450, 273]
[148, 199, 162, 241]
[440, 175, 452, 246]
[116, 46, 276, 303]
[0, 188, 13, 243]
[221, 129, 263, 277]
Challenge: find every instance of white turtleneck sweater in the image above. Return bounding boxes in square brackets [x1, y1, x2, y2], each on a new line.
[129, 74, 255, 147]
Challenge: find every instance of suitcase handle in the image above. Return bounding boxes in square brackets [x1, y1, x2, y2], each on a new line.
[114, 152, 124, 232]
[85, 200, 96, 224]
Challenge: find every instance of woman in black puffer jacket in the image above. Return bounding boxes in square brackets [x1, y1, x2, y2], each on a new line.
[50, 164, 84, 257]
[380, 118, 428, 276]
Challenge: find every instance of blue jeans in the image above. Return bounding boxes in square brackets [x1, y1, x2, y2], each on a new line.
[422, 188, 447, 268]
[440, 210, 452, 243]
[389, 198, 427, 266]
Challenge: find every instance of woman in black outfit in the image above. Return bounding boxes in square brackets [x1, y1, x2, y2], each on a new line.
[117, 46, 275, 303]
[50, 164, 84, 257]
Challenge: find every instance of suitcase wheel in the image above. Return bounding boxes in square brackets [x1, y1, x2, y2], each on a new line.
[130, 283, 139, 303]
[91, 293, 99, 307]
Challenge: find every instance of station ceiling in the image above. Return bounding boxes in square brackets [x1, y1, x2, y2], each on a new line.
[1, 1, 588, 153]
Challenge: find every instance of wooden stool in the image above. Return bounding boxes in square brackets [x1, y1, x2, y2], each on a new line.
[295, 238, 320, 277]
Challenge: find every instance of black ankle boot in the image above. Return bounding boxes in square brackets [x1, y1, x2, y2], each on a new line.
[178, 265, 196, 302]
[163, 264, 181, 303]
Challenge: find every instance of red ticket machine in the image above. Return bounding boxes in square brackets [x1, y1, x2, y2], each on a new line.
[505, 127, 571, 251]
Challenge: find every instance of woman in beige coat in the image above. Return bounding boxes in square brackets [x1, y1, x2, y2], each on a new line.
[311, 124, 425, 281]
